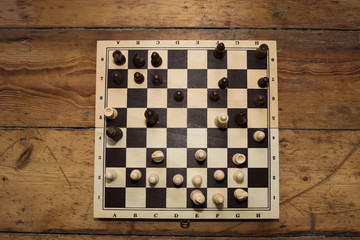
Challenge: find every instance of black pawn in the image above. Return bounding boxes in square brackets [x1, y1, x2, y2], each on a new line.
[152, 73, 163, 86]
[253, 94, 265, 106]
[209, 90, 220, 102]
[112, 71, 123, 84]
[235, 110, 247, 126]
[151, 52, 162, 67]
[144, 109, 159, 126]
[133, 53, 145, 67]
[258, 77, 269, 88]
[218, 77, 228, 89]
[106, 126, 123, 142]
[213, 42, 225, 59]
[134, 72, 144, 84]
[112, 50, 126, 65]
[254, 44, 269, 59]
[173, 90, 184, 102]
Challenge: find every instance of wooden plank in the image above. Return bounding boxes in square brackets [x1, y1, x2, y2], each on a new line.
[0, 0, 359, 29]
[0, 129, 359, 235]
[0, 29, 359, 129]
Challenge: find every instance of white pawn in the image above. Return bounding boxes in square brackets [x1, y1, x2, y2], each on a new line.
[104, 107, 118, 120]
[212, 193, 224, 205]
[173, 174, 184, 186]
[195, 149, 206, 162]
[190, 190, 205, 205]
[148, 174, 159, 186]
[234, 188, 248, 201]
[253, 130, 266, 142]
[192, 175, 202, 187]
[152, 150, 164, 163]
[233, 170, 244, 183]
[214, 113, 229, 128]
[105, 169, 117, 182]
[232, 153, 246, 165]
[130, 169, 142, 181]
[213, 170, 225, 181]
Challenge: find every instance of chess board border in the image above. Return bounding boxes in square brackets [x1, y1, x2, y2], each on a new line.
[94, 40, 279, 219]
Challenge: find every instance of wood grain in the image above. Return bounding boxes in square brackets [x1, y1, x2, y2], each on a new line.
[0, 29, 359, 129]
[0, 0, 359, 29]
[0, 129, 359, 235]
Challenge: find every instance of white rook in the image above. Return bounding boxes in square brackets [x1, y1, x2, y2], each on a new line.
[232, 153, 246, 165]
[104, 107, 118, 120]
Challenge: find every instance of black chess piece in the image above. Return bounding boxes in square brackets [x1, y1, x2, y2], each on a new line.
[112, 50, 126, 65]
[133, 53, 145, 67]
[134, 72, 144, 84]
[106, 126, 123, 142]
[152, 73, 163, 86]
[112, 71, 124, 84]
[144, 109, 159, 126]
[173, 90, 184, 102]
[257, 77, 269, 88]
[213, 42, 225, 59]
[253, 94, 265, 106]
[235, 110, 247, 126]
[254, 44, 269, 59]
[151, 52, 162, 67]
[218, 77, 228, 89]
[209, 90, 220, 102]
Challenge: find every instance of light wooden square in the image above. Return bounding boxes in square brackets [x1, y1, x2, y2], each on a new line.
[168, 69, 187, 88]
[227, 89, 247, 108]
[187, 128, 207, 148]
[166, 188, 187, 208]
[187, 168, 207, 188]
[167, 148, 187, 168]
[108, 50, 128, 69]
[207, 108, 227, 128]
[105, 168, 126, 188]
[126, 148, 146, 167]
[127, 108, 147, 128]
[228, 129, 247, 148]
[187, 50, 207, 69]
[167, 108, 187, 128]
[207, 69, 227, 88]
[227, 50, 247, 69]
[207, 188, 227, 209]
[207, 148, 227, 168]
[128, 69, 147, 88]
[247, 108, 268, 128]
[248, 148, 268, 168]
[108, 89, 127, 108]
[147, 128, 167, 148]
[247, 69, 267, 89]
[148, 50, 168, 69]
[147, 89, 167, 108]
[228, 168, 248, 188]
[106, 128, 126, 148]
[248, 188, 268, 208]
[187, 89, 207, 108]
[146, 168, 167, 188]
[125, 188, 146, 208]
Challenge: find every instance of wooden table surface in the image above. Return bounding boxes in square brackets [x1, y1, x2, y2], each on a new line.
[0, 0, 359, 239]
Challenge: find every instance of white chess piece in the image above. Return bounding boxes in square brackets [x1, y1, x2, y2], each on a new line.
[104, 107, 118, 120]
[212, 193, 224, 205]
[105, 169, 117, 182]
[214, 113, 229, 128]
[195, 149, 206, 162]
[192, 175, 203, 187]
[232, 153, 246, 165]
[172, 174, 184, 186]
[213, 170, 225, 181]
[234, 188, 248, 201]
[148, 174, 159, 186]
[233, 170, 244, 183]
[190, 190, 205, 205]
[130, 169, 142, 181]
[253, 130, 266, 142]
[151, 150, 164, 163]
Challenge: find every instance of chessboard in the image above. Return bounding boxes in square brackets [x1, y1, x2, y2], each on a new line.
[94, 40, 279, 219]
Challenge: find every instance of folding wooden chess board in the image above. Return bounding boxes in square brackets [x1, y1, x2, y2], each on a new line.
[94, 40, 279, 219]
